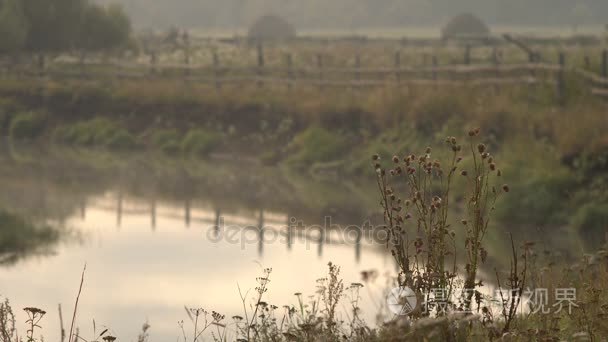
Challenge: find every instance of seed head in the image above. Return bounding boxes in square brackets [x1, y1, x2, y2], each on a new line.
[477, 144, 486, 153]
[426, 147, 432, 154]
[502, 184, 510, 193]
[490, 163, 496, 171]
[461, 170, 468, 176]
[392, 156, 399, 163]
[372, 154, 380, 161]
[497, 170, 502, 177]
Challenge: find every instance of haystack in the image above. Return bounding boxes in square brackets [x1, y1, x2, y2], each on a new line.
[441, 13, 490, 39]
[248, 15, 296, 41]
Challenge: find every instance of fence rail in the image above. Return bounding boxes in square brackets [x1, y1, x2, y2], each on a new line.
[3, 52, 608, 99]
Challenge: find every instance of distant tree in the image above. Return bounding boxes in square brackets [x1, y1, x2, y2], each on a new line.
[248, 14, 296, 41]
[21, 0, 86, 52]
[571, 2, 593, 33]
[77, 3, 131, 53]
[0, 0, 28, 54]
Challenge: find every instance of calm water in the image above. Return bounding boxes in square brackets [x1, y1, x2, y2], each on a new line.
[0, 143, 588, 340]
[0, 144, 396, 340]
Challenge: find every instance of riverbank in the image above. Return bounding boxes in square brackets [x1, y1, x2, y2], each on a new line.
[0, 77, 607, 246]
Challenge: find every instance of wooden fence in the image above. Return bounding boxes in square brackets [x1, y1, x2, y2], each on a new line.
[3, 47, 608, 100]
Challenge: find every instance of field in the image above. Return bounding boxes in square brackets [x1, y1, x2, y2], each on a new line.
[1, 33, 608, 341]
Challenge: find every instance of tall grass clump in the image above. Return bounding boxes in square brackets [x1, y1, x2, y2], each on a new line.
[149, 129, 181, 154]
[9, 111, 46, 140]
[286, 126, 349, 169]
[180, 129, 220, 157]
[53, 118, 137, 150]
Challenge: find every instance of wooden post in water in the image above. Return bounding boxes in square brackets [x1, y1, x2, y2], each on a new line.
[286, 53, 294, 91]
[184, 199, 191, 227]
[558, 52, 566, 105]
[256, 43, 265, 88]
[286, 215, 293, 251]
[213, 51, 221, 90]
[257, 209, 265, 257]
[150, 199, 157, 231]
[355, 226, 362, 263]
[116, 192, 123, 228]
[394, 51, 401, 85]
[80, 198, 86, 219]
[214, 208, 221, 238]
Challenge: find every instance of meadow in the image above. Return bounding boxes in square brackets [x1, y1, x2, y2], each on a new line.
[1, 35, 608, 341]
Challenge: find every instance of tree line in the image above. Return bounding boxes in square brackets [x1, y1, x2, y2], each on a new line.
[107, 0, 607, 30]
[0, 0, 131, 56]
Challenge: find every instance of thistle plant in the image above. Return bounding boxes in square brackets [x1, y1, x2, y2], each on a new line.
[23, 307, 46, 342]
[373, 128, 508, 315]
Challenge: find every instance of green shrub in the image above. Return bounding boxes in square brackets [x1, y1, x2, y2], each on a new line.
[9, 111, 46, 140]
[496, 172, 576, 227]
[181, 129, 220, 156]
[150, 129, 181, 154]
[286, 126, 348, 168]
[53, 118, 137, 150]
[572, 203, 608, 249]
[105, 130, 137, 150]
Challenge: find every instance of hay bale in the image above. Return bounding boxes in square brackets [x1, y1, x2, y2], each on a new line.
[441, 13, 490, 39]
[248, 15, 296, 41]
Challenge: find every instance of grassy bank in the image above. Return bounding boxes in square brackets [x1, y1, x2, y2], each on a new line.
[0, 76, 607, 245]
[2, 130, 608, 341]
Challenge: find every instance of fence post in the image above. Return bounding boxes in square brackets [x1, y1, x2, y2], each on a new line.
[558, 52, 566, 105]
[183, 31, 191, 76]
[213, 51, 221, 90]
[432, 55, 438, 86]
[355, 54, 361, 82]
[317, 54, 324, 90]
[256, 42, 265, 88]
[286, 53, 293, 90]
[38, 54, 45, 77]
[602, 50, 608, 78]
[394, 51, 401, 85]
[149, 51, 157, 75]
[493, 47, 501, 94]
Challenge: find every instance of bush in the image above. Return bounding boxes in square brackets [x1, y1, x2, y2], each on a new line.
[286, 126, 348, 168]
[572, 203, 608, 249]
[53, 118, 136, 150]
[181, 129, 220, 156]
[496, 172, 576, 227]
[105, 130, 137, 150]
[9, 111, 46, 140]
[150, 129, 181, 154]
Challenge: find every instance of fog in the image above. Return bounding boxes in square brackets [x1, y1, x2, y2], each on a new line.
[93, 0, 607, 30]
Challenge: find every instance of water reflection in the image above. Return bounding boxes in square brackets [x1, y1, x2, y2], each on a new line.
[0, 143, 394, 340]
[0, 142, 593, 340]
